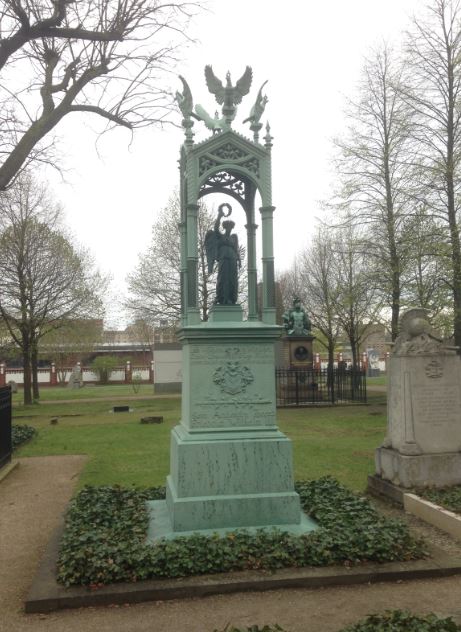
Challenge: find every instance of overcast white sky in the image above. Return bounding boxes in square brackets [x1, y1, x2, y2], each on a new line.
[45, 0, 426, 327]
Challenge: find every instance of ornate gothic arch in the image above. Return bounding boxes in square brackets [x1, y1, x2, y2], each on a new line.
[178, 84, 276, 326]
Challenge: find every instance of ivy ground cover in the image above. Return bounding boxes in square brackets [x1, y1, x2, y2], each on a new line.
[419, 486, 461, 515]
[57, 477, 425, 587]
[213, 611, 461, 632]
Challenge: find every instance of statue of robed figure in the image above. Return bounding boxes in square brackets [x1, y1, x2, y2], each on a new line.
[205, 203, 241, 305]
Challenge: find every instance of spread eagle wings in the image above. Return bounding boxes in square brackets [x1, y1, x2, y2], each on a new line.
[205, 65, 253, 105]
[234, 66, 253, 104]
[204, 65, 225, 104]
[193, 104, 221, 131]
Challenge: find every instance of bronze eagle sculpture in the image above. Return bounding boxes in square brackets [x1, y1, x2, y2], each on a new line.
[243, 80, 269, 126]
[204, 65, 253, 124]
[175, 75, 194, 119]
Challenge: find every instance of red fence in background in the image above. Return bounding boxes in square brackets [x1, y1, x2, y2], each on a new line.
[0, 361, 154, 387]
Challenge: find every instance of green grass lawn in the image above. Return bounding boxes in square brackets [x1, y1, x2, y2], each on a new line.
[367, 375, 388, 386]
[12, 383, 157, 405]
[14, 387, 387, 491]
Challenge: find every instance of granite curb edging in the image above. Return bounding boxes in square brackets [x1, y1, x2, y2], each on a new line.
[0, 459, 19, 484]
[368, 475, 461, 541]
[404, 493, 461, 541]
[25, 521, 461, 613]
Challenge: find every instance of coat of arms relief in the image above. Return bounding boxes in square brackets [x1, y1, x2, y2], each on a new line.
[213, 347, 254, 395]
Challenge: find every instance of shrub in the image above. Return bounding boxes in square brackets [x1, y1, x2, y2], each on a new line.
[131, 373, 143, 394]
[91, 356, 119, 384]
[57, 477, 426, 587]
[12, 424, 36, 449]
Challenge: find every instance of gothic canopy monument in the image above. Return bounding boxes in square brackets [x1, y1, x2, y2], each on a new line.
[148, 66, 315, 538]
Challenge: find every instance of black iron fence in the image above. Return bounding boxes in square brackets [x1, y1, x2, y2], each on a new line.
[0, 386, 12, 469]
[276, 367, 367, 406]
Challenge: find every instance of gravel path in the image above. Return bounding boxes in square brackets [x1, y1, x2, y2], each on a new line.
[1, 455, 461, 632]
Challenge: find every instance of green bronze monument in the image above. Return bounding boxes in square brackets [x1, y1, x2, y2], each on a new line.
[283, 297, 315, 368]
[148, 66, 315, 538]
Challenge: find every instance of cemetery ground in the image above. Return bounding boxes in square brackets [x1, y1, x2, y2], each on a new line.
[14, 388, 387, 489]
[3, 384, 461, 631]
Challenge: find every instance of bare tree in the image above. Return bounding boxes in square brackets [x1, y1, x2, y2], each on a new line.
[0, 0, 201, 190]
[330, 223, 383, 368]
[296, 227, 342, 370]
[333, 44, 417, 341]
[126, 194, 218, 325]
[125, 318, 155, 365]
[402, 0, 461, 348]
[0, 174, 105, 403]
[400, 205, 452, 326]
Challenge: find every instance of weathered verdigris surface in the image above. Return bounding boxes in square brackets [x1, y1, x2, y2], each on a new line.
[183, 342, 276, 430]
[376, 308, 461, 488]
[204, 203, 241, 306]
[162, 312, 305, 533]
[148, 65, 316, 538]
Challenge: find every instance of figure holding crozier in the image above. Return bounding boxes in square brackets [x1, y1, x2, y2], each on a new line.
[205, 203, 241, 305]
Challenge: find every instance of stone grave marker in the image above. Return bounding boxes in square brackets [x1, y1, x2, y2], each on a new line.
[375, 308, 461, 488]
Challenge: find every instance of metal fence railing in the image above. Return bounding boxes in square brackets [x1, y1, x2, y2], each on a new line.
[0, 386, 12, 469]
[276, 368, 367, 406]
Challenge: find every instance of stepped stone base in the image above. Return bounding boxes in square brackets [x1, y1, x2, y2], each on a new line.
[163, 424, 303, 532]
[375, 446, 461, 488]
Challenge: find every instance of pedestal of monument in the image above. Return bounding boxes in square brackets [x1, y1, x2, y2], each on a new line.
[375, 313, 461, 488]
[283, 335, 315, 369]
[148, 306, 315, 538]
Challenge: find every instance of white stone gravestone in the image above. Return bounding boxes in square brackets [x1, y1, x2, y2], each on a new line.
[375, 308, 461, 488]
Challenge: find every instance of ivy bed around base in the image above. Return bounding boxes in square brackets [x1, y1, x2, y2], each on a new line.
[213, 611, 461, 632]
[57, 477, 426, 588]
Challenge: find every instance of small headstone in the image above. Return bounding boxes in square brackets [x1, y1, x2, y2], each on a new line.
[113, 405, 130, 413]
[67, 365, 83, 389]
[140, 416, 164, 424]
[367, 349, 380, 377]
[7, 380, 18, 394]
[50, 417, 58, 425]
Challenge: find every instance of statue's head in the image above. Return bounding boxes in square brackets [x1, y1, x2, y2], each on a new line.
[222, 220, 235, 233]
[293, 296, 301, 310]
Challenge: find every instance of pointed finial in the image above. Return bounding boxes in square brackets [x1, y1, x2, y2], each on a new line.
[264, 121, 273, 149]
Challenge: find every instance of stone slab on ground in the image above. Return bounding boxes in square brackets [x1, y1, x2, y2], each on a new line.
[404, 493, 461, 541]
[367, 473, 405, 505]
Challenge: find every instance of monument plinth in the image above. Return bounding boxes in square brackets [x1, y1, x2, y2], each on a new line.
[282, 297, 315, 369]
[147, 66, 316, 539]
[375, 308, 461, 488]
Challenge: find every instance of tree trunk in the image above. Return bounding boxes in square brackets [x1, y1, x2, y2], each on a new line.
[384, 145, 401, 341]
[31, 342, 40, 400]
[327, 339, 335, 370]
[350, 339, 359, 369]
[22, 340, 32, 405]
[445, 49, 461, 350]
